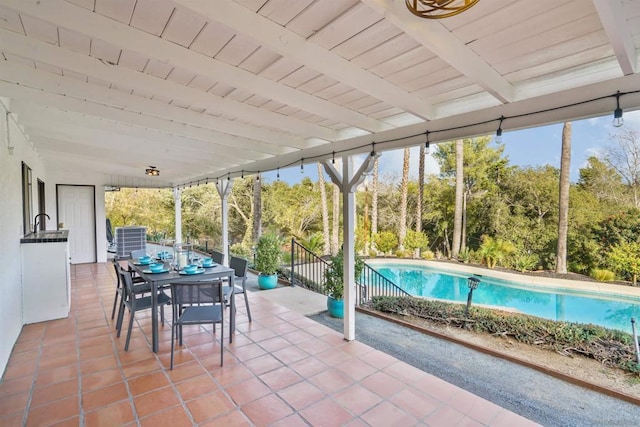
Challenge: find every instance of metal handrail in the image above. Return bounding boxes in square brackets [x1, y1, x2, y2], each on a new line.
[287, 239, 410, 306]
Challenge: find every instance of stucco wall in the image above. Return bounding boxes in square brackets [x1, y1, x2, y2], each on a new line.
[0, 99, 46, 378]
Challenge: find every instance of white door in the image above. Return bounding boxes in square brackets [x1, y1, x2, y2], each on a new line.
[58, 185, 96, 264]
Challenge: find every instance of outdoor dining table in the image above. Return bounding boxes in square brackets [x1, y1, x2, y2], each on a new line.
[128, 260, 235, 353]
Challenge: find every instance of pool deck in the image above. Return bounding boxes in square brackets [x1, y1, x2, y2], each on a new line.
[367, 258, 640, 299]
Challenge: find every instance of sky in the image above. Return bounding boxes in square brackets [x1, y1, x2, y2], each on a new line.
[261, 110, 640, 185]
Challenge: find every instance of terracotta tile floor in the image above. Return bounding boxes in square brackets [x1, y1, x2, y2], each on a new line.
[0, 263, 539, 426]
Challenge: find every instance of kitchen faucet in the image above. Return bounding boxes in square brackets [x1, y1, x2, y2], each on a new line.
[33, 213, 50, 234]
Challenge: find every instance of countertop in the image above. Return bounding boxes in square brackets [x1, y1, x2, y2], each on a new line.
[20, 230, 69, 243]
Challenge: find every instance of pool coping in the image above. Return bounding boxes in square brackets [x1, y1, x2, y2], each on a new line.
[366, 258, 640, 299]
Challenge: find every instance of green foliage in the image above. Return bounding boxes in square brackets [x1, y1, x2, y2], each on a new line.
[230, 243, 251, 259]
[369, 296, 639, 374]
[510, 250, 539, 272]
[298, 232, 324, 255]
[607, 241, 640, 284]
[323, 248, 365, 300]
[458, 247, 471, 263]
[374, 231, 398, 254]
[403, 230, 429, 252]
[590, 269, 616, 282]
[421, 250, 435, 260]
[394, 249, 411, 258]
[478, 235, 515, 268]
[255, 232, 282, 275]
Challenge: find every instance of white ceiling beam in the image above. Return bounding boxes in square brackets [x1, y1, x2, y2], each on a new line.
[0, 61, 311, 150]
[361, 0, 516, 104]
[0, 28, 337, 142]
[4, 0, 387, 133]
[12, 103, 268, 162]
[592, 0, 637, 75]
[174, 0, 435, 120]
[1, 85, 293, 156]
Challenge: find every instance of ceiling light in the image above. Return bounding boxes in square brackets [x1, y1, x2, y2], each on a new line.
[613, 91, 624, 128]
[406, 0, 480, 19]
[145, 166, 160, 176]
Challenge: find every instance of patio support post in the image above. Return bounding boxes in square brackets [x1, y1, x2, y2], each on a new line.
[216, 178, 233, 266]
[174, 187, 182, 243]
[323, 154, 377, 341]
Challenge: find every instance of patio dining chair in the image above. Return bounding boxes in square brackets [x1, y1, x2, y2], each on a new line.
[169, 280, 225, 369]
[115, 262, 171, 351]
[110, 258, 149, 322]
[227, 256, 252, 322]
[211, 250, 225, 265]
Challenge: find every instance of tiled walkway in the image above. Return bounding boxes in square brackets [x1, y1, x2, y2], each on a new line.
[0, 263, 538, 426]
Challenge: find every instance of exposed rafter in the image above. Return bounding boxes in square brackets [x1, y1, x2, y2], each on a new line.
[3, 0, 389, 133]
[0, 28, 338, 142]
[174, 0, 435, 120]
[592, 0, 637, 75]
[361, 0, 516, 104]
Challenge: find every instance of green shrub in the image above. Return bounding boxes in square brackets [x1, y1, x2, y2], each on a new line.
[590, 269, 616, 282]
[374, 231, 398, 255]
[458, 248, 471, 263]
[368, 296, 638, 374]
[421, 250, 435, 260]
[324, 248, 364, 300]
[404, 230, 429, 253]
[230, 243, 251, 259]
[255, 233, 282, 275]
[511, 251, 539, 272]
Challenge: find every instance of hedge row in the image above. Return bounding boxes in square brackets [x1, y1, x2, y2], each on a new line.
[368, 296, 640, 374]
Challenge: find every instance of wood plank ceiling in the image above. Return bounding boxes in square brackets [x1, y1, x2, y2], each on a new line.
[1, 0, 639, 187]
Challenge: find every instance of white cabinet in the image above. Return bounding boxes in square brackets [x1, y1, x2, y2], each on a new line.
[21, 239, 71, 324]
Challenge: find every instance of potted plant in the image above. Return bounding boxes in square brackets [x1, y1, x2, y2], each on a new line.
[255, 232, 282, 289]
[324, 248, 365, 318]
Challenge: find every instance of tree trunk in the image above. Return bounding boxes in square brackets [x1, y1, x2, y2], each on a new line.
[252, 174, 262, 242]
[399, 147, 410, 249]
[371, 157, 379, 253]
[461, 191, 467, 253]
[317, 163, 330, 255]
[452, 139, 464, 258]
[417, 145, 425, 233]
[332, 184, 340, 255]
[556, 122, 572, 274]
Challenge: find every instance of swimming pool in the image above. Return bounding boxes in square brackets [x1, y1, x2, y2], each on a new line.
[371, 262, 640, 333]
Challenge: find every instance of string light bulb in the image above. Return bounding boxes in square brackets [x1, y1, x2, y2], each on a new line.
[332, 151, 335, 164]
[496, 116, 504, 143]
[425, 131, 430, 154]
[300, 158, 304, 174]
[277, 167, 280, 181]
[370, 142, 376, 157]
[256, 174, 260, 182]
[613, 91, 624, 128]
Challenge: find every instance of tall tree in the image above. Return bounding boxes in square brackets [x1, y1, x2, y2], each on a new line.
[252, 174, 262, 242]
[332, 184, 340, 255]
[556, 122, 571, 274]
[398, 147, 410, 249]
[371, 157, 379, 252]
[603, 129, 640, 207]
[416, 145, 425, 233]
[452, 139, 464, 258]
[317, 163, 330, 255]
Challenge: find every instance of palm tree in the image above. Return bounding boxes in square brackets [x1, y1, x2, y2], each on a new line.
[556, 122, 571, 274]
[399, 147, 410, 249]
[332, 184, 340, 255]
[452, 139, 464, 258]
[317, 162, 330, 255]
[252, 174, 262, 242]
[417, 145, 425, 233]
[371, 157, 379, 254]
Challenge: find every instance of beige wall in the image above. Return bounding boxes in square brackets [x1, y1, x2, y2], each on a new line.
[0, 98, 109, 377]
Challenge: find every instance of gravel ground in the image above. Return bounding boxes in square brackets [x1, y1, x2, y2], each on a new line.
[309, 311, 640, 427]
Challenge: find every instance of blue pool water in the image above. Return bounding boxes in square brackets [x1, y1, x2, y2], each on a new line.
[374, 263, 640, 333]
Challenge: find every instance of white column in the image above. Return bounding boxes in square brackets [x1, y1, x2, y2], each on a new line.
[323, 153, 378, 341]
[174, 187, 182, 243]
[216, 179, 233, 266]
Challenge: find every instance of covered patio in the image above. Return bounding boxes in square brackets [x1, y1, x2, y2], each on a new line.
[0, 262, 538, 426]
[2, 0, 640, 423]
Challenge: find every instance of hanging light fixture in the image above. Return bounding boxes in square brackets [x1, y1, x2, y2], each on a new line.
[145, 166, 160, 176]
[613, 91, 624, 128]
[495, 116, 504, 143]
[406, 0, 480, 19]
[425, 130, 430, 154]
